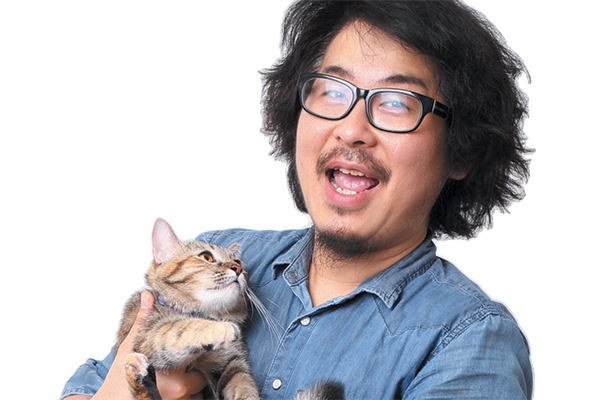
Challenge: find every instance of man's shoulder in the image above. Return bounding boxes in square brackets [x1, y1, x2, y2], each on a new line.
[196, 227, 309, 248]
[383, 257, 516, 335]
[426, 258, 512, 318]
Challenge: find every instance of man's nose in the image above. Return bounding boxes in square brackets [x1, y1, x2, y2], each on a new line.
[334, 99, 378, 148]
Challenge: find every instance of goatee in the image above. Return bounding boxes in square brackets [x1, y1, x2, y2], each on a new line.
[313, 227, 377, 265]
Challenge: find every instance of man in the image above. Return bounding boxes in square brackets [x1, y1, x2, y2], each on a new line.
[62, 1, 533, 399]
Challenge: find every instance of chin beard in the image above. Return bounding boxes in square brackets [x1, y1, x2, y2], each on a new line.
[313, 226, 377, 264]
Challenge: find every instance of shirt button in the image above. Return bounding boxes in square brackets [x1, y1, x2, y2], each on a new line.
[272, 379, 282, 390]
[300, 316, 311, 326]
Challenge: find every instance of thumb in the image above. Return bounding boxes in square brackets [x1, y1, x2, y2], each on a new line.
[97, 291, 156, 399]
[129, 290, 154, 338]
[120, 291, 154, 353]
[137, 290, 155, 321]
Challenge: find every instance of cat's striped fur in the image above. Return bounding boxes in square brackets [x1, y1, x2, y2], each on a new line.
[116, 218, 259, 400]
[115, 218, 344, 400]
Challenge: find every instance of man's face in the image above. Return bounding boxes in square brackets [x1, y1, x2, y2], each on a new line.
[296, 21, 458, 256]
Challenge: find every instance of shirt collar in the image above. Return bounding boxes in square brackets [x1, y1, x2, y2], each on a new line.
[358, 237, 438, 308]
[271, 227, 314, 278]
[271, 228, 438, 309]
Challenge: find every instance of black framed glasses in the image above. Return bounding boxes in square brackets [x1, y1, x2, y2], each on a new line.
[298, 72, 451, 133]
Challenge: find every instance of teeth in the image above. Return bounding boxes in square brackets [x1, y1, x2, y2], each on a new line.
[339, 168, 365, 177]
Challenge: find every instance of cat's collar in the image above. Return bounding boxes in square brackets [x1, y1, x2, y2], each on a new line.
[151, 290, 217, 321]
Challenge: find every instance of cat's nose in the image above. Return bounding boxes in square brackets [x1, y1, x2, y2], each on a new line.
[230, 263, 242, 276]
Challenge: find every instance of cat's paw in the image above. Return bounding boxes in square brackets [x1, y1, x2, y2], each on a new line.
[124, 352, 161, 400]
[196, 320, 240, 351]
[124, 352, 150, 381]
[221, 373, 260, 400]
[209, 321, 240, 350]
[227, 390, 261, 400]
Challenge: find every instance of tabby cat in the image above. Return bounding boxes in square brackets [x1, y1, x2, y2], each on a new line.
[116, 218, 259, 400]
[116, 218, 344, 400]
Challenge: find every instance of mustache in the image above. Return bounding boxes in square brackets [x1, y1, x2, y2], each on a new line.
[316, 147, 391, 185]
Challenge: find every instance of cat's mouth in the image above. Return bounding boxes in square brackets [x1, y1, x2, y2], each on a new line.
[209, 269, 247, 294]
[223, 280, 240, 288]
[214, 276, 243, 291]
[210, 281, 238, 292]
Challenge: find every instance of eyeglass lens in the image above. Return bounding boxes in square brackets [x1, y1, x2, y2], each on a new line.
[301, 76, 423, 132]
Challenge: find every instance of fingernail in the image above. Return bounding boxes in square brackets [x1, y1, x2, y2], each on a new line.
[140, 291, 153, 310]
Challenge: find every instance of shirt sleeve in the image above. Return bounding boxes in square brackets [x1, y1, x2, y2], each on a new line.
[59, 348, 115, 399]
[403, 313, 533, 400]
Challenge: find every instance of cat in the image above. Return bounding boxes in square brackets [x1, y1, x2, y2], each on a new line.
[115, 218, 344, 400]
[115, 218, 259, 400]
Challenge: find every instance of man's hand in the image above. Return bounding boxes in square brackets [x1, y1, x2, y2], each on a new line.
[65, 291, 207, 400]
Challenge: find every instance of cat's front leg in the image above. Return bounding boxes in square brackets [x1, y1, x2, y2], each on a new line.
[139, 318, 240, 369]
[218, 354, 260, 400]
[221, 373, 260, 400]
[191, 319, 241, 351]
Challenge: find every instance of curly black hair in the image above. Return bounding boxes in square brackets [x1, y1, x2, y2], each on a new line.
[261, 0, 532, 239]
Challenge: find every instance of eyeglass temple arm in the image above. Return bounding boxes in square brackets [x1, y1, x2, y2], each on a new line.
[432, 100, 451, 121]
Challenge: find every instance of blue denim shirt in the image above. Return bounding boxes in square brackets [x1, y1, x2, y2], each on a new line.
[61, 228, 533, 399]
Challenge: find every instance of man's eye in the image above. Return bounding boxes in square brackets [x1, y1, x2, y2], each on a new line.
[381, 100, 409, 110]
[375, 92, 416, 115]
[325, 90, 346, 99]
[198, 251, 215, 263]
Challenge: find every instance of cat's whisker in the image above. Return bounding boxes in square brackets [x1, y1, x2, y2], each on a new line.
[264, 296, 284, 310]
[245, 287, 283, 341]
[115, 219, 265, 400]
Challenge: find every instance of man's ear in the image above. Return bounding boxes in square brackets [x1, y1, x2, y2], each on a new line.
[449, 169, 469, 181]
[448, 160, 471, 181]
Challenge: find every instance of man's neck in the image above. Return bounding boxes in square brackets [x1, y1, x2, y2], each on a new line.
[307, 231, 427, 307]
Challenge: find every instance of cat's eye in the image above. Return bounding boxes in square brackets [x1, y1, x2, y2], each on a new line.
[198, 251, 215, 263]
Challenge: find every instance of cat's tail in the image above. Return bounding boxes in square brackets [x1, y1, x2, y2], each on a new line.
[293, 381, 345, 400]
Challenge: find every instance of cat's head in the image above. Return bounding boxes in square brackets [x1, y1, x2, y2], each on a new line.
[146, 218, 248, 321]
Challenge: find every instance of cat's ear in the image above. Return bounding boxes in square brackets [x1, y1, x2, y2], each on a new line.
[152, 218, 181, 264]
[228, 242, 241, 256]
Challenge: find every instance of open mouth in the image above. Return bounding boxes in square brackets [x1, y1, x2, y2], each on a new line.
[328, 168, 380, 195]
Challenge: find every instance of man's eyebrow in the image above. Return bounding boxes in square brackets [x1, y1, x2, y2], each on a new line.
[381, 74, 428, 90]
[322, 65, 351, 78]
[321, 65, 428, 90]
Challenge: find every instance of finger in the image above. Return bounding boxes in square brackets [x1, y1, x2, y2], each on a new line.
[120, 290, 155, 351]
[156, 368, 207, 400]
[95, 291, 155, 399]
[133, 290, 155, 331]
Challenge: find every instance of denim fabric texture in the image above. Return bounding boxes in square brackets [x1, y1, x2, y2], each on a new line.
[61, 228, 533, 399]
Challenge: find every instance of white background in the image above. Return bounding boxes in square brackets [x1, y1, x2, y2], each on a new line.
[1, 1, 597, 398]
